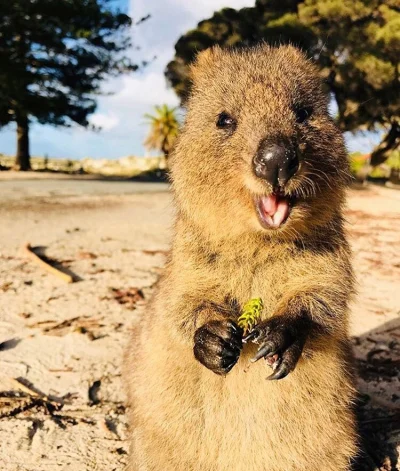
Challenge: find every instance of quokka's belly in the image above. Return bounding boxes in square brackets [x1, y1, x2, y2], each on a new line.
[129, 335, 357, 471]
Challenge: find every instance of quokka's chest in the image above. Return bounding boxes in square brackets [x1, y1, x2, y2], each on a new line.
[208, 252, 296, 315]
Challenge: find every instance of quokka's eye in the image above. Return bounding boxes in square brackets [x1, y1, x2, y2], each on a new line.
[295, 107, 313, 124]
[216, 112, 237, 130]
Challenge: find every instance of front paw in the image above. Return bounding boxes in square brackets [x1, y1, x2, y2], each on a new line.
[244, 315, 310, 380]
[194, 320, 243, 375]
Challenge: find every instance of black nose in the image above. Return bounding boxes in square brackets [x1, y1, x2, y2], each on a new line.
[252, 141, 299, 188]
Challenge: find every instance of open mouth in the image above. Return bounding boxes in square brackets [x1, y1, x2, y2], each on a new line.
[255, 193, 293, 229]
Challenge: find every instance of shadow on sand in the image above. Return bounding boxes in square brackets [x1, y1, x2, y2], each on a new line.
[0, 167, 170, 183]
[352, 317, 400, 471]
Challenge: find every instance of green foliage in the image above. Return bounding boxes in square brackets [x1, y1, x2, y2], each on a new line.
[0, 0, 144, 169]
[387, 150, 400, 171]
[298, 0, 399, 135]
[144, 105, 179, 157]
[165, 0, 399, 164]
[349, 149, 400, 182]
[349, 152, 370, 181]
[166, 3, 315, 102]
[237, 298, 264, 334]
[368, 165, 388, 179]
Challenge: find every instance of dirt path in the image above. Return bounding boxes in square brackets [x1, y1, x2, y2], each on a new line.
[0, 183, 398, 470]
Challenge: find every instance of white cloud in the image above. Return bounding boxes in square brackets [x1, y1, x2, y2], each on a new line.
[169, 0, 255, 18]
[89, 112, 120, 131]
[111, 72, 178, 107]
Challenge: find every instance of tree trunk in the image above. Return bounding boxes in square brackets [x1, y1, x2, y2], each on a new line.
[162, 137, 169, 158]
[14, 115, 31, 171]
[370, 120, 400, 167]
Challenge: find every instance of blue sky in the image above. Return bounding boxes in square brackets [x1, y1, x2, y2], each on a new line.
[0, 0, 382, 159]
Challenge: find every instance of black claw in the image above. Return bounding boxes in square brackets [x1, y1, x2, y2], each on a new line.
[251, 341, 276, 363]
[221, 356, 239, 371]
[267, 362, 290, 380]
[228, 321, 239, 333]
[229, 321, 244, 340]
[243, 330, 258, 343]
[242, 315, 311, 378]
[228, 337, 242, 350]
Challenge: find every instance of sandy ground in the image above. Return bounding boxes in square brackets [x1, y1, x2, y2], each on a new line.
[0, 175, 399, 471]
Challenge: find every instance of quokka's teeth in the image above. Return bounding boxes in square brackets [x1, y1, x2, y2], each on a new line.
[272, 199, 290, 227]
[260, 194, 278, 215]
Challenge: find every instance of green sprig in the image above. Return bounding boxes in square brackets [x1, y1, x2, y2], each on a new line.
[237, 298, 263, 334]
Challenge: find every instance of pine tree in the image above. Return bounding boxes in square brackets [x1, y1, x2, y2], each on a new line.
[0, 0, 145, 170]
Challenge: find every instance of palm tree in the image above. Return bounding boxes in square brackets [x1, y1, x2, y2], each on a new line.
[144, 105, 179, 157]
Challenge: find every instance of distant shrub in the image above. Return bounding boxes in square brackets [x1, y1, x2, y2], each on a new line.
[369, 165, 389, 179]
[387, 150, 400, 170]
[349, 152, 370, 182]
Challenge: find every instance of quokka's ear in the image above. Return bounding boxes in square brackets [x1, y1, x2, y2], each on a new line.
[189, 46, 223, 83]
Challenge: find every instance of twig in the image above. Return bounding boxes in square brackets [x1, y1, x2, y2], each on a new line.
[22, 243, 74, 283]
[0, 398, 41, 419]
[0, 378, 59, 420]
[10, 377, 72, 406]
[10, 377, 58, 404]
[10, 377, 41, 397]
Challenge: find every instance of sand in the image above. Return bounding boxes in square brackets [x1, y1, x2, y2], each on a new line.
[0, 175, 399, 470]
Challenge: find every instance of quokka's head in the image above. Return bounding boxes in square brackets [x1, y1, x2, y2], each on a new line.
[170, 44, 351, 241]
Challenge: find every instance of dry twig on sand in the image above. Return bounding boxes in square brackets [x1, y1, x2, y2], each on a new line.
[22, 243, 74, 283]
[28, 316, 104, 340]
[0, 377, 72, 419]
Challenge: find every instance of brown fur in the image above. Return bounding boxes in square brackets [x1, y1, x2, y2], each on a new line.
[125, 44, 358, 471]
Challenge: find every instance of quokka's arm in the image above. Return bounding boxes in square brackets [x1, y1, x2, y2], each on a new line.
[162, 289, 244, 375]
[178, 298, 239, 338]
[161, 246, 240, 339]
[159, 264, 244, 375]
[245, 248, 354, 380]
[273, 248, 355, 335]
